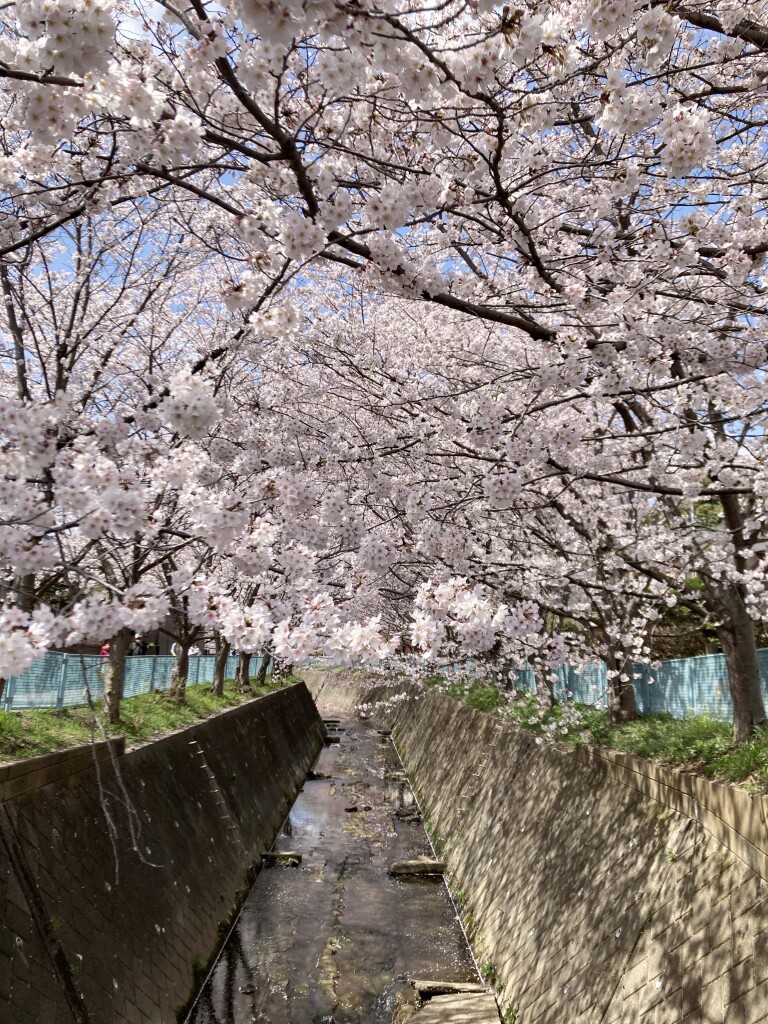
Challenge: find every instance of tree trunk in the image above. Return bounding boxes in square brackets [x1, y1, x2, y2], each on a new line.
[170, 646, 189, 700]
[253, 655, 270, 689]
[533, 667, 554, 711]
[709, 492, 767, 742]
[236, 651, 252, 691]
[499, 659, 519, 693]
[0, 678, 6, 706]
[606, 650, 638, 726]
[16, 573, 36, 613]
[104, 627, 132, 724]
[211, 633, 230, 697]
[714, 591, 766, 744]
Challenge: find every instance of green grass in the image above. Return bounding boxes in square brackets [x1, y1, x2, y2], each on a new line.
[572, 712, 768, 790]
[454, 889, 469, 908]
[423, 675, 503, 714]
[597, 713, 733, 763]
[583, 711, 768, 788]
[0, 676, 284, 764]
[481, 961, 500, 987]
[424, 818, 446, 856]
[425, 675, 768, 792]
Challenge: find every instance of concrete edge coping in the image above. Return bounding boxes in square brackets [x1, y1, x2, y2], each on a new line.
[573, 743, 768, 880]
[0, 682, 317, 802]
[381, 683, 768, 883]
[0, 738, 126, 802]
[404, 686, 768, 878]
[123, 681, 312, 759]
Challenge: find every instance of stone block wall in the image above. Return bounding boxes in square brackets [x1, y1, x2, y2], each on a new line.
[0, 682, 324, 1024]
[303, 670, 768, 1024]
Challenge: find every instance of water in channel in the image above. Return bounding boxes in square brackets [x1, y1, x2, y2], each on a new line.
[187, 718, 478, 1024]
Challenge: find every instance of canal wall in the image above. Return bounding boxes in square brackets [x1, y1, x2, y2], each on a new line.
[0, 682, 325, 1024]
[303, 669, 768, 1024]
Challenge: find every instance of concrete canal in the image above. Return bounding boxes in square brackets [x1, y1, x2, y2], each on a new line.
[186, 718, 490, 1024]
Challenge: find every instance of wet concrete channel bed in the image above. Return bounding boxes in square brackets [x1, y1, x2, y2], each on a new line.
[187, 718, 490, 1024]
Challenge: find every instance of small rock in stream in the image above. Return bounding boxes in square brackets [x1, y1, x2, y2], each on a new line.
[395, 808, 422, 823]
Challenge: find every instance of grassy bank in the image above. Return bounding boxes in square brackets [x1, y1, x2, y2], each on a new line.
[425, 677, 768, 792]
[0, 677, 285, 764]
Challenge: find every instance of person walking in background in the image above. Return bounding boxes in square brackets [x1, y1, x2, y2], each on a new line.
[129, 635, 147, 656]
[100, 641, 110, 657]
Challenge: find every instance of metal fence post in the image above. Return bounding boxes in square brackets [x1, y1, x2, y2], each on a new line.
[56, 654, 68, 710]
[6, 673, 16, 711]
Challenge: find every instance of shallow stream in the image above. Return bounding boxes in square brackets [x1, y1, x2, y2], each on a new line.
[186, 718, 478, 1024]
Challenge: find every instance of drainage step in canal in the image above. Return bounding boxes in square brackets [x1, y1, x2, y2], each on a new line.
[187, 717, 495, 1024]
[412, 979, 490, 997]
[261, 850, 302, 866]
[411, 992, 501, 1023]
[388, 858, 446, 876]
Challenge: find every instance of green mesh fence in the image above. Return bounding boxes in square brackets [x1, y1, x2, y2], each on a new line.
[1, 653, 268, 711]
[470, 650, 768, 722]
[6, 648, 768, 720]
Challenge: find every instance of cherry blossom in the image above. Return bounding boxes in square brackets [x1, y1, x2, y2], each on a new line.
[1, 0, 768, 743]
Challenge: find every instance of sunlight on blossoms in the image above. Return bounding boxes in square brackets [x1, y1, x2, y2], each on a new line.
[0, 0, 766, 748]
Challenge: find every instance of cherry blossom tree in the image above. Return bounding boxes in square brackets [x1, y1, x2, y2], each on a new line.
[2, 0, 768, 741]
[248, 284, 768, 735]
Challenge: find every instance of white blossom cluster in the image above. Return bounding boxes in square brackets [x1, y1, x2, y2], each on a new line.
[661, 105, 714, 178]
[0, 607, 62, 679]
[584, 0, 639, 40]
[635, 8, 679, 67]
[279, 210, 327, 261]
[357, 535, 393, 573]
[410, 580, 551, 660]
[0, 0, 766, 738]
[482, 470, 524, 510]
[18, 0, 115, 76]
[160, 369, 220, 440]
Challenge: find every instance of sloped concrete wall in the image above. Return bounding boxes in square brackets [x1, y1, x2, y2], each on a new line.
[0, 682, 324, 1024]
[303, 670, 768, 1024]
